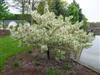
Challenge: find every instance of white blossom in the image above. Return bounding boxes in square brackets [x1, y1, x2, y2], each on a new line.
[10, 2, 94, 59]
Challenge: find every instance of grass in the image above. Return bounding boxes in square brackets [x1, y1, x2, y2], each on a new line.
[46, 68, 59, 75]
[0, 36, 31, 70]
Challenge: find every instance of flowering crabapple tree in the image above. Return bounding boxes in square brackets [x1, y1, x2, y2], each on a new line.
[10, 2, 93, 60]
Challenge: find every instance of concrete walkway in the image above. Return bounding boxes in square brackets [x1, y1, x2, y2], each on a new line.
[80, 36, 100, 70]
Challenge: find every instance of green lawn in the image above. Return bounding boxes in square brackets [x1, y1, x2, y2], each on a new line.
[0, 36, 31, 70]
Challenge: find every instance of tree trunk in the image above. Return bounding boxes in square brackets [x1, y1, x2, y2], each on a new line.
[28, 0, 30, 4]
[47, 46, 50, 60]
[47, 49, 50, 60]
[22, 0, 25, 15]
[32, 0, 35, 10]
[76, 49, 83, 61]
[3, 20, 4, 30]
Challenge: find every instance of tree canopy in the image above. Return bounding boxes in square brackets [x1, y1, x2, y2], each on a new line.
[10, 2, 93, 60]
[67, 0, 88, 30]
[0, 0, 12, 19]
[37, 0, 67, 16]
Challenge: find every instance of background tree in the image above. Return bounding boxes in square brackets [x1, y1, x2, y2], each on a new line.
[49, 0, 67, 17]
[37, 0, 67, 17]
[37, 0, 45, 15]
[0, 0, 11, 19]
[13, 0, 28, 14]
[13, 0, 40, 25]
[0, 0, 13, 29]
[66, 0, 88, 31]
[13, 0, 40, 14]
[37, 0, 88, 31]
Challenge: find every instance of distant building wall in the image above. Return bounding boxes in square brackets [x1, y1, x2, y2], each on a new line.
[0, 20, 30, 27]
[88, 22, 100, 35]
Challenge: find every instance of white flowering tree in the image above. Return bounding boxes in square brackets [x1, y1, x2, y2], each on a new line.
[10, 2, 93, 60]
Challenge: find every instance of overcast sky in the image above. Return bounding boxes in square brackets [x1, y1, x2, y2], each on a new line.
[6, 0, 100, 22]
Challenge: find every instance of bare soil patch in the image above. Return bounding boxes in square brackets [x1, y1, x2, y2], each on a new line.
[0, 49, 99, 75]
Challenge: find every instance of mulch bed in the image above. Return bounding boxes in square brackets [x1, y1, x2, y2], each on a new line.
[0, 49, 99, 75]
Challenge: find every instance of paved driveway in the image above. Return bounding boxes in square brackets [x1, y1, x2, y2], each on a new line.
[80, 36, 100, 70]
